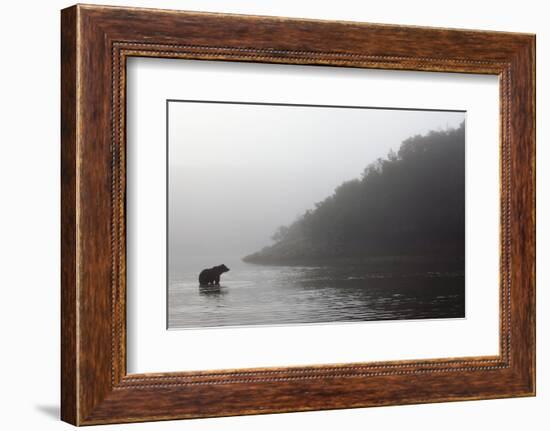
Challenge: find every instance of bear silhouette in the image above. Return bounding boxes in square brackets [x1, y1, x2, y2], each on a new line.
[199, 264, 230, 286]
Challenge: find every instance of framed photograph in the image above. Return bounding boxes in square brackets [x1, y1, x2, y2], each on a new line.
[61, 4, 535, 425]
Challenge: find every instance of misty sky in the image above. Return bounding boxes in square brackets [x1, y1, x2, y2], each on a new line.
[168, 101, 464, 262]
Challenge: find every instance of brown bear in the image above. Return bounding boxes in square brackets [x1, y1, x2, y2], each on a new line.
[198, 264, 230, 286]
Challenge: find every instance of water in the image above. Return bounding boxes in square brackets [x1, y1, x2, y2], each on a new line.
[168, 257, 465, 329]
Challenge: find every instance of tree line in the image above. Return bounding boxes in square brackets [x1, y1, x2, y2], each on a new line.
[243, 122, 465, 265]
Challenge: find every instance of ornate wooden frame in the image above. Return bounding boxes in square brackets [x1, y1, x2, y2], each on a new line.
[61, 4, 535, 425]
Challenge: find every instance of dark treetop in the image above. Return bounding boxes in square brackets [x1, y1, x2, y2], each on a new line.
[243, 122, 465, 265]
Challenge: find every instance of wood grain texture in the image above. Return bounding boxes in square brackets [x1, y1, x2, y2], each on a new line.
[60, 4, 536, 425]
[60, 5, 78, 425]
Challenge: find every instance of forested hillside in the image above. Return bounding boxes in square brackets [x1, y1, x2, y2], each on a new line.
[243, 122, 465, 265]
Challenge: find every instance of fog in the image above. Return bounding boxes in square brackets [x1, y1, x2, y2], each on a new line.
[168, 101, 464, 263]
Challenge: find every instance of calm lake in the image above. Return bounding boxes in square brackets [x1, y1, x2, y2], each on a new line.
[168, 257, 465, 329]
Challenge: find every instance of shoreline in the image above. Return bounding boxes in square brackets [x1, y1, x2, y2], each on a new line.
[241, 254, 465, 267]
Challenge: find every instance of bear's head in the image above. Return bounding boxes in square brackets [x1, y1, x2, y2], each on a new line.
[217, 264, 230, 273]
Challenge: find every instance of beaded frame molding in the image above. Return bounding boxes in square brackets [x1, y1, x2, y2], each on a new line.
[61, 4, 535, 426]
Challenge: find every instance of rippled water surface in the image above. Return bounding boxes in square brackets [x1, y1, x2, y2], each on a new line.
[168, 258, 464, 329]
